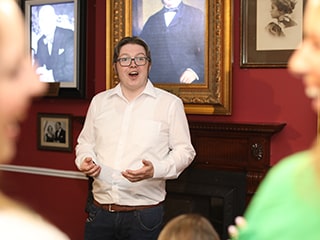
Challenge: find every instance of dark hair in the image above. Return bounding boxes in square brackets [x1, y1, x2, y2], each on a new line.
[112, 36, 152, 64]
[272, 0, 297, 14]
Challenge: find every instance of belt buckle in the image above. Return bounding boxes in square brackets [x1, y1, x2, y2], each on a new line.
[108, 204, 115, 212]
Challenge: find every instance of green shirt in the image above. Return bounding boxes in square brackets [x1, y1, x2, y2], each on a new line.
[237, 151, 320, 240]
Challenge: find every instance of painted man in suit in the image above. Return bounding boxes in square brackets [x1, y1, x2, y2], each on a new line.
[35, 5, 74, 82]
[139, 0, 205, 84]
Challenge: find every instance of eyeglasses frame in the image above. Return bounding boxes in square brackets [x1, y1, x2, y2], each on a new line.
[116, 56, 150, 67]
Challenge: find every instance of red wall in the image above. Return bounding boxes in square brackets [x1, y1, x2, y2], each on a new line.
[1, 1, 316, 239]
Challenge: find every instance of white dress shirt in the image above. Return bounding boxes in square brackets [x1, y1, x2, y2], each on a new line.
[164, 11, 176, 27]
[75, 80, 195, 205]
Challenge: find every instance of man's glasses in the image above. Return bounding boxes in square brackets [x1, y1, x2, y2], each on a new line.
[117, 56, 150, 67]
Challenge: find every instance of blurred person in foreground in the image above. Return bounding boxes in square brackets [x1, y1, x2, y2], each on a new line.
[0, 0, 69, 239]
[158, 213, 220, 240]
[75, 36, 195, 240]
[228, 0, 320, 239]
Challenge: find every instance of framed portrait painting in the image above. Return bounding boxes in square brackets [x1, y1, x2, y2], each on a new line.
[37, 113, 72, 152]
[24, 0, 86, 98]
[241, 0, 305, 67]
[106, 0, 232, 115]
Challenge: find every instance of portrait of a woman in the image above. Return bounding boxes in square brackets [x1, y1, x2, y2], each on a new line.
[265, 0, 297, 37]
[256, 0, 302, 51]
[44, 124, 55, 142]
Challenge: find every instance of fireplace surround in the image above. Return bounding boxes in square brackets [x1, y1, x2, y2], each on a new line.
[163, 121, 285, 239]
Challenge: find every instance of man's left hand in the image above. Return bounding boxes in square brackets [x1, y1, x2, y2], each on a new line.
[121, 160, 154, 182]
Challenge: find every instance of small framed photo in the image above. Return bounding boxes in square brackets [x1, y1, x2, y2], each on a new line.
[24, 0, 86, 98]
[241, 0, 305, 67]
[37, 113, 72, 152]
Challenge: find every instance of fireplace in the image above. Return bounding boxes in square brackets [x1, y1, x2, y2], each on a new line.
[164, 168, 246, 239]
[163, 121, 285, 239]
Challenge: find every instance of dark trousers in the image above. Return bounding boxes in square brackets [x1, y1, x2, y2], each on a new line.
[84, 202, 163, 240]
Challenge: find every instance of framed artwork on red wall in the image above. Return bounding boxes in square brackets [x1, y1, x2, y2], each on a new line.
[24, 0, 87, 98]
[241, 0, 306, 68]
[37, 113, 72, 152]
[105, 0, 232, 115]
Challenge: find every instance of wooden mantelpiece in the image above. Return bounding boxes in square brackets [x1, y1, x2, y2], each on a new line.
[188, 121, 286, 203]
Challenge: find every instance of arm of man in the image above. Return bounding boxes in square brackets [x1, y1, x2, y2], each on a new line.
[79, 157, 101, 177]
[75, 98, 100, 177]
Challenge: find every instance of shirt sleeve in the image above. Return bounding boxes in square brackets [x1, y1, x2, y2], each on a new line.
[75, 98, 98, 169]
[152, 97, 196, 179]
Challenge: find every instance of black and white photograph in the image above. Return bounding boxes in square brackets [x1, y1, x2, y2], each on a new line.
[37, 113, 72, 152]
[24, 0, 86, 98]
[241, 0, 306, 67]
[28, 1, 74, 82]
[256, 0, 303, 51]
[132, 0, 205, 84]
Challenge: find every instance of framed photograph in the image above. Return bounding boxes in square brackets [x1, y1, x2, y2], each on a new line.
[106, 0, 232, 115]
[241, 0, 305, 68]
[37, 113, 72, 152]
[24, 0, 86, 98]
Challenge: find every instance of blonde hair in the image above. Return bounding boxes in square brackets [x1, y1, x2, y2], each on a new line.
[158, 214, 220, 240]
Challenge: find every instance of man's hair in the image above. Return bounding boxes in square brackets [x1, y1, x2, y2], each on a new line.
[112, 36, 151, 64]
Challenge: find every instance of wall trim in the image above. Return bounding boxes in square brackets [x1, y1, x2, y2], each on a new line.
[0, 164, 87, 180]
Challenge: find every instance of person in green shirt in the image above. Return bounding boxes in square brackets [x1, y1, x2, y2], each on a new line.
[229, 0, 320, 239]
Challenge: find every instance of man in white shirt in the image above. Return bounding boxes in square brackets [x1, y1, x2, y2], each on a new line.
[75, 36, 196, 240]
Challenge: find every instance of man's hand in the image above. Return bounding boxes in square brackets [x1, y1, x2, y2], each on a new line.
[180, 69, 197, 84]
[79, 157, 101, 177]
[122, 160, 154, 182]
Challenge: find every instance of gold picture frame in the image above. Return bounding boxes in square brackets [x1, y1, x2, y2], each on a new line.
[106, 0, 232, 115]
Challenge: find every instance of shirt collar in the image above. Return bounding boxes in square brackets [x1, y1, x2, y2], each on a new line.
[109, 79, 157, 99]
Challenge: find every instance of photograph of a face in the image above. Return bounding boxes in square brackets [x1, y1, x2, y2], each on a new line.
[25, 0, 86, 98]
[241, 0, 305, 67]
[256, 0, 303, 51]
[29, 1, 75, 83]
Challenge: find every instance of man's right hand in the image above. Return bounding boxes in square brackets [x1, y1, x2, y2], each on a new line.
[80, 157, 101, 177]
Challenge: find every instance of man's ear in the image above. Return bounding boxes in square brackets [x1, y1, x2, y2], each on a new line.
[113, 63, 118, 75]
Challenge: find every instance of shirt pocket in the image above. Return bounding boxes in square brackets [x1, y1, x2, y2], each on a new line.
[132, 120, 161, 148]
